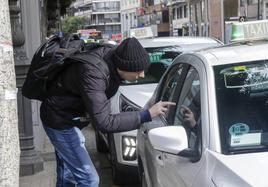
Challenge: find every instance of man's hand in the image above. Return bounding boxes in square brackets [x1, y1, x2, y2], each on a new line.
[181, 105, 196, 128]
[149, 101, 176, 118]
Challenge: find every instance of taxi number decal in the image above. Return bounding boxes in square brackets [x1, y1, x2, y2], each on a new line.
[230, 133, 261, 147]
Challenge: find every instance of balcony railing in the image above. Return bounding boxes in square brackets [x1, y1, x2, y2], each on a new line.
[93, 8, 120, 12]
[90, 20, 121, 25]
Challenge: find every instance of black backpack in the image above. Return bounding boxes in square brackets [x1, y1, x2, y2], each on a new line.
[22, 33, 110, 101]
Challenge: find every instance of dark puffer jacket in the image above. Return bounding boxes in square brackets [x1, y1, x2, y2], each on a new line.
[40, 46, 141, 132]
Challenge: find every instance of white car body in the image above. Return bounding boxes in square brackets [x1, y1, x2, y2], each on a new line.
[137, 40, 268, 187]
[96, 36, 222, 184]
[109, 84, 157, 166]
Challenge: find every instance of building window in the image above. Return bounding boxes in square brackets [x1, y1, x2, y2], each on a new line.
[178, 6, 183, 19]
[240, 0, 246, 6]
[162, 10, 169, 23]
[93, 2, 120, 12]
[173, 8, 176, 19]
[248, 0, 258, 5]
[184, 5, 187, 18]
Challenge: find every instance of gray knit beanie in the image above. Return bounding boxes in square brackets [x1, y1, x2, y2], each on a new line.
[114, 37, 150, 72]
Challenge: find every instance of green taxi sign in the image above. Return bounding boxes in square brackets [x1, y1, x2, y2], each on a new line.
[231, 20, 268, 42]
[149, 52, 163, 62]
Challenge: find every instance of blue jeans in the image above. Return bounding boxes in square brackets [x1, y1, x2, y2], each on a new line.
[43, 124, 99, 187]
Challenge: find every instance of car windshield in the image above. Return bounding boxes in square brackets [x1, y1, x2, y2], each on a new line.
[121, 46, 181, 85]
[214, 60, 268, 154]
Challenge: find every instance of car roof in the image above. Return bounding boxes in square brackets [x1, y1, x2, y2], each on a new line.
[139, 36, 221, 47]
[198, 41, 268, 66]
[139, 36, 222, 52]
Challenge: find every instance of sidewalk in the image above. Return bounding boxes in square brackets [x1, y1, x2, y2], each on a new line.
[19, 126, 113, 187]
[19, 130, 56, 187]
[19, 160, 56, 187]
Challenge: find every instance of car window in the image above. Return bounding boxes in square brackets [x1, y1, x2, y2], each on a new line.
[121, 46, 181, 85]
[214, 60, 268, 154]
[173, 67, 201, 150]
[160, 64, 184, 101]
[157, 64, 187, 122]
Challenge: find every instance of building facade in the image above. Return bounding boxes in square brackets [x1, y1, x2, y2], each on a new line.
[72, 0, 121, 39]
[168, 0, 189, 36]
[187, 0, 210, 37]
[263, 0, 268, 19]
[223, 0, 268, 43]
[136, 0, 170, 36]
[184, 0, 268, 43]
[121, 0, 140, 39]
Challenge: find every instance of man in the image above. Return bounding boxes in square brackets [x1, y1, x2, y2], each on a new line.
[40, 37, 174, 187]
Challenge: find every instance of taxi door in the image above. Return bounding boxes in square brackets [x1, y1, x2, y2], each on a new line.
[153, 55, 207, 187]
[159, 65, 204, 187]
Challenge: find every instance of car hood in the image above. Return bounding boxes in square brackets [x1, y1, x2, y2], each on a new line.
[208, 150, 268, 187]
[118, 84, 157, 107]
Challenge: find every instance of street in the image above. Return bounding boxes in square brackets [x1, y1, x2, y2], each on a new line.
[19, 125, 139, 187]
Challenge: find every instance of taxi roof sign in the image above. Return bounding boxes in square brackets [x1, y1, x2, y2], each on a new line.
[130, 27, 154, 39]
[231, 20, 268, 42]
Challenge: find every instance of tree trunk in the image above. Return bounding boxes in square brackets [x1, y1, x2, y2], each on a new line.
[0, 0, 20, 186]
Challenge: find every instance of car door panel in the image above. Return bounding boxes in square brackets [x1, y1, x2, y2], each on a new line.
[146, 144, 164, 187]
[162, 152, 204, 187]
[139, 61, 192, 187]
[156, 62, 204, 186]
[139, 116, 166, 187]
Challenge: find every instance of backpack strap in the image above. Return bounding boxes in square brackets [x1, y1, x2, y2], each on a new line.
[48, 45, 112, 98]
[69, 46, 110, 76]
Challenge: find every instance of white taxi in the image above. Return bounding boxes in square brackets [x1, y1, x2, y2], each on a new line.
[137, 20, 268, 187]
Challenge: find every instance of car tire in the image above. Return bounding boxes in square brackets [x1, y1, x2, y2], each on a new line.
[111, 162, 127, 185]
[95, 131, 108, 153]
[109, 134, 127, 185]
[110, 153, 139, 185]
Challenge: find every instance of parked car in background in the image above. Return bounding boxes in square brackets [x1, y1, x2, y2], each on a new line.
[78, 29, 104, 43]
[137, 20, 268, 187]
[95, 36, 222, 184]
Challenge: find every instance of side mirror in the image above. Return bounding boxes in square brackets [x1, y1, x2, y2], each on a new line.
[148, 126, 188, 155]
[148, 126, 200, 161]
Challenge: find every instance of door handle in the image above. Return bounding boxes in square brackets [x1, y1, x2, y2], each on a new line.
[156, 154, 164, 166]
[142, 129, 148, 135]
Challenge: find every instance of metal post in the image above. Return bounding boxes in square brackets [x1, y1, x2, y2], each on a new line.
[189, 3, 192, 36]
[257, 0, 260, 19]
[221, 0, 225, 42]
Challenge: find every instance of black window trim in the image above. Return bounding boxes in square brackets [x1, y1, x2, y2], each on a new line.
[155, 62, 190, 124]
